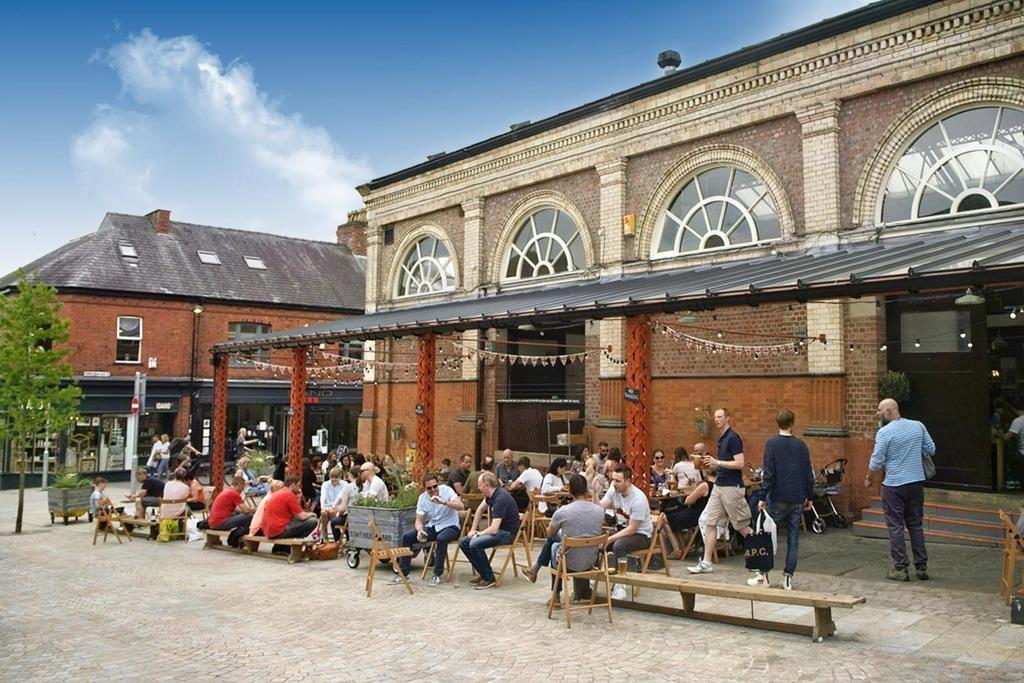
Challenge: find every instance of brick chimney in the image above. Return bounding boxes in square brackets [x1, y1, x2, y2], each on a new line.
[336, 208, 367, 256]
[146, 209, 172, 234]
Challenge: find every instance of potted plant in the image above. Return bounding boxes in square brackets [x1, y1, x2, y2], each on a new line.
[878, 370, 911, 403]
[345, 455, 419, 568]
[694, 405, 711, 436]
[247, 449, 276, 477]
[48, 472, 93, 525]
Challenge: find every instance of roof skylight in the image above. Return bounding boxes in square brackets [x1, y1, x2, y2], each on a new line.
[244, 256, 267, 270]
[118, 244, 138, 258]
[197, 250, 221, 265]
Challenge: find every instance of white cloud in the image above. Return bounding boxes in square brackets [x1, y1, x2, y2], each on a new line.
[70, 29, 368, 236]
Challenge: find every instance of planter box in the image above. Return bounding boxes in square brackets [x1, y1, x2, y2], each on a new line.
[48, 487, 92, 524]
[347, 505, 417, 551]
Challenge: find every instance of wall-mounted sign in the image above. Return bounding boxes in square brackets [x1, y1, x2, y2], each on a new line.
[82, 371, 111, 378]
[623, 387, 640, 403]
[415, 403, 425, 416]
[153, 401, 175, 411]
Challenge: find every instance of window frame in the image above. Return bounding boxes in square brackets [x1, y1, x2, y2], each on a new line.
[394, 234, 457, 299]
[197, 250, 222, 265]
[114, 315, 143, 364]
[243, 256, 266, 270]
[500, 207, 585, 284]
[227, 321, 272, 367]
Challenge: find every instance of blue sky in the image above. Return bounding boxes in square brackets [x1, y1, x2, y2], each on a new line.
[0, 0, 870, 276]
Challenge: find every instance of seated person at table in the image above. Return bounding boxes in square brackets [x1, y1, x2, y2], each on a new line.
[127, 467, 165, 520]
[208, 475, 255, 535]
[591, 451, 621, 503]
[360, 461, 390, 501]
[459, 472, 521, 590]
[509, 456, 543, 512]
[260, 475, 317, 540]
[496, 449, 520, 488]
[447, 453, 473, 495]
[672, 445, 702, 487]
[319, 466, 348, 540]
[160, 468, 191, 518]
[392, 473, 465, 586]
[466, 455, 494, 494]
[665, 470, 715, 559]
[90, 477, 113, 517]
[327, 466, 361, 541]
[600, 466, 653, 600]
[236, 456, 269, 497]
[523, 474, 604, 605]
[540, 457, 569, 517]
[650, 449, 671, 490]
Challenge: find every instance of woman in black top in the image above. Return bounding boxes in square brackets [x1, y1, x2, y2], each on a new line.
[665, 473, 715, 559]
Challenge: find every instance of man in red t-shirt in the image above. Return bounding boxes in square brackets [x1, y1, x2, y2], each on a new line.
[261, 475, 317, 539]
[209, 475, 254, 532]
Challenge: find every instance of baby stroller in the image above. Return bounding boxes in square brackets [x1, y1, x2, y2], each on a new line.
[806, 458, 848, 534]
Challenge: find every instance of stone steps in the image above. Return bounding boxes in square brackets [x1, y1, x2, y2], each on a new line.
[851, 496, 1011, 547]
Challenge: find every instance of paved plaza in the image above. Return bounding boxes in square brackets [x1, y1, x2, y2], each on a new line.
[1, 485, 1021, 682]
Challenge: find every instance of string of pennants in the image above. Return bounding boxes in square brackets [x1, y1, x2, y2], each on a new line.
[232, 356, 364, 385]
[652, 321, 824, 356]
[446, 339, 614, 367]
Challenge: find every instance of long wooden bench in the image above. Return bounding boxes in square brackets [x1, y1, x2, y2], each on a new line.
[603, 572, 865, 642]
[203, 529, 246, 554]
[122, 518, 159, 540]
[241, 534, 315, 564]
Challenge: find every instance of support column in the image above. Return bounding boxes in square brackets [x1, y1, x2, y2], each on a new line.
[597, 159, 628, 274]
[211, 354, 229, 495]
[596, 318, 627, 432]
[625, 315, 652, 495]
[288, 347, 308, 477]
[461, 198, 485, 293]
[797, 101, 842, 235]
[413, 334, 436, 484]
[364, 220, 383, 314]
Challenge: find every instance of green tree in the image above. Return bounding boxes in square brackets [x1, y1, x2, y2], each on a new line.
[0, 271, 81, 533]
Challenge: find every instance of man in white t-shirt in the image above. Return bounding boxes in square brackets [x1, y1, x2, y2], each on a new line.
[360, 462, 390, 502]
[509, 456, 542, 511]
[1006, 407, 1024, 487]
[600, 466, 652, 600]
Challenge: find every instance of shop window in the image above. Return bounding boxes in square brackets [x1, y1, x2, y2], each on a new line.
[395, 235, 456, 298]
[882, 106, 1024, 223]
[227, 322, 271, 367]
[115, 316, 142, 363]
[900, 310, 971, 353]
[501, 208, 585, 282]
[652, 165, 781, 258]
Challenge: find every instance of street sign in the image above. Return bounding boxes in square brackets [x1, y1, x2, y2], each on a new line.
[130, 396, 140, 415]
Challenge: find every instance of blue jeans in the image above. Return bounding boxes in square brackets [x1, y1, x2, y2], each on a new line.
[154, 459, 168, 479]
[767, 501, 802, 576]
[881, 482, 927, 570]
[458, 530, 513, 582]
[399, 525, 460, 578]
[536, 531, 563, 568]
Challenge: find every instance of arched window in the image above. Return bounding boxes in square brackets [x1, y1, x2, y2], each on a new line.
[502, 208, 585, 281]
[882, 106, 1024, 222]
[395, 235, 455, 298]
[652, 166, 781, 257]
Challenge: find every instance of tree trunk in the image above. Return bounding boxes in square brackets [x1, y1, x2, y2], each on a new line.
[15, 462, 25, 535]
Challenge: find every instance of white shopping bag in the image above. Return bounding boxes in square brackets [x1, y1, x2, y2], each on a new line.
[186, 518, 204, 543]
[758, 509, 778, 555]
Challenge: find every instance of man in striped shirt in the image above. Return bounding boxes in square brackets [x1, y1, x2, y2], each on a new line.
[866, 398, 936, 582]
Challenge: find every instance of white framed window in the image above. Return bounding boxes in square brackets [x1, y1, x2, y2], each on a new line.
[227, 322, 271, 366]
[243, 256, 266, 270]
[652, 166, 781, 258]
[118, 244, 138, 259]
[395, 236, 455, 298]
[197, 250, 221, 265]
[115, 316, 142, 363]
[502, 208, 584, 281]
[882, 106, 1024, 222]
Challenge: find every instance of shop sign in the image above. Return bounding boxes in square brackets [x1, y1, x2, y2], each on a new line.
[154, 401, 175, 411]
[415, 403, 425, 416]
[82, 371, 111, 377]
[623, 387, 640, 403]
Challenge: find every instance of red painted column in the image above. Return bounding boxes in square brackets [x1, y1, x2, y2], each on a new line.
[288, 347, 308, 478]
[211, 354, 229, 495]
[625, 315, 652, 495]
[413, 334, 436, 484]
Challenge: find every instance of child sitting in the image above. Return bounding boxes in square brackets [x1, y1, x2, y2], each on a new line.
[90, 477, 113, 517]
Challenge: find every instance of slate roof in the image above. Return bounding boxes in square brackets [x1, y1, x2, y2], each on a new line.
[1, 212, 366, 311]
[214, 213, 1024, 351]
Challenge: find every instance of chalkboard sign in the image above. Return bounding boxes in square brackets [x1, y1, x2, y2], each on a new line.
[415, 403, 425, 416]
[623, 387, 640, 403]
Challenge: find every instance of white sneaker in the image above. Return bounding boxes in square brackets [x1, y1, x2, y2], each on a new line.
[687, 560, 714, 574]
[428, 574, 442, 587]
[782, 573, 792, 591]
[610, 584, 628, 601]
[746, 572, 769, 587]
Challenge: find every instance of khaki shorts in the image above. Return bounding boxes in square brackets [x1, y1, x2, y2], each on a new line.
[704, 485, 751, 530]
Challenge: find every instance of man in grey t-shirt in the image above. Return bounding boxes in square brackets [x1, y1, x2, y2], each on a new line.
[522, 474, 604, 604]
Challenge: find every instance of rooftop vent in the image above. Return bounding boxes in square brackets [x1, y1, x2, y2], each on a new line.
[657, 50, 682, 75]
[509, 120, 531, 131]
[197, 250, 221, 265]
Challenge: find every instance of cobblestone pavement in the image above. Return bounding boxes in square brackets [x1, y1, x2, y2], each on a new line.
[1, 486, 1021, 682]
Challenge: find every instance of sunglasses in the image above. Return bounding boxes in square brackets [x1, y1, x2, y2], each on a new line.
[426, 485, 439, 492]
[654, 456, 665, 460]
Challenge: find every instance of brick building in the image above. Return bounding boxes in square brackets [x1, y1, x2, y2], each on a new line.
[0, 210, 365, 487]
[216, 0, 1024, 513]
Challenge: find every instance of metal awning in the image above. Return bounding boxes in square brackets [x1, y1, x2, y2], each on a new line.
[214, 217, 1024, 353]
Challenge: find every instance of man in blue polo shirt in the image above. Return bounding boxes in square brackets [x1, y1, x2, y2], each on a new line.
[688, 407, 754, 575]
[459, 471, 520, 589]
[866, 398, 935, 582]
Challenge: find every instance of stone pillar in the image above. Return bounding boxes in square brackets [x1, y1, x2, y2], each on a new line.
[364, 220, 383, 314]
[596, 318, 627, 433]
[288, 347, 308, 477]
[797, 101, 842, 235]
[413, 334, 436, 483]
[461, 198, 485, 293]
[624, 315, 652, 496]
[211, 354, 229, 495]
[597, 159, 628, 273]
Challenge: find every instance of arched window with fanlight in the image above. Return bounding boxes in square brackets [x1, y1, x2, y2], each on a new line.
[394, 235, 456, 298]
[881, 106, 1024, 222]
[651, 165, 782, 258]
[502, 207, 585, 281]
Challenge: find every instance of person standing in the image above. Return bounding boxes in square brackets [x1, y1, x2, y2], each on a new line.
[1001, 402, 1024, 488]
[866, 398, 935, 581]
[688, 408, 754, 575]
[757, 409, 814, 590]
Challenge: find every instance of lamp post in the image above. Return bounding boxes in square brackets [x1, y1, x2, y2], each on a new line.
[189, 304, 204, 437]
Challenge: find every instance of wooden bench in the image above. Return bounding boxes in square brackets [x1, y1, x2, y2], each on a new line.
[242, 534, 316, 564]
[603, 572, 864, 642]
[203, 529, 245, 554]
[123, 518, 159, 540]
